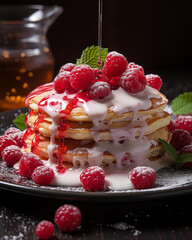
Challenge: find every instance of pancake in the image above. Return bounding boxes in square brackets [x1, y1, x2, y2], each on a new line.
[24, 81, 171, 171]
[24, 126, 170, 166]
[26, 111, 171, 140]
[27, 85, 168, 122]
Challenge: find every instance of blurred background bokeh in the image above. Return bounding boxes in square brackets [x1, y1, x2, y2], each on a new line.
[0, 0, 192, 111]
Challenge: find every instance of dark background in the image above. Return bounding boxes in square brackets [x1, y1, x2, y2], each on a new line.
[1, 0, 192, 97]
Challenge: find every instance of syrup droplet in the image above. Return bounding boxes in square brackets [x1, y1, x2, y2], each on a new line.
[97, 58, 102, 67]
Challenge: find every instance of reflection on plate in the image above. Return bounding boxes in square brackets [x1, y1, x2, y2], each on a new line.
[0, 108, 192, 203]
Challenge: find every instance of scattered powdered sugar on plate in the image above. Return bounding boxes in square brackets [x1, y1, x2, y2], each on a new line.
[156, 167, 192, 189]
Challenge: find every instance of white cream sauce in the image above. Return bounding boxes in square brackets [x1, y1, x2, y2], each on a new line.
[38, 85, 167, 190]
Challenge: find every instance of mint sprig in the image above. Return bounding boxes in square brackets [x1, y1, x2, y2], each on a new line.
[171, 92, 192, 115]
[13, 113, 27, 131]
[76, 45, 108, 68]
[159, 138, 192, 168]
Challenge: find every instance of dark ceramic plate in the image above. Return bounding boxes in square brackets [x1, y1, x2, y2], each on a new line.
[0, 108, 192, 203]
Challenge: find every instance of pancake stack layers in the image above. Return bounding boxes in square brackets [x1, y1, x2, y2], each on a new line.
[24, 78, 171, 173]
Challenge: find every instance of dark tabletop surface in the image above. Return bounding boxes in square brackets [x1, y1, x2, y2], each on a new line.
[1, 189, 192, 240]
[0, 74, 192, 240]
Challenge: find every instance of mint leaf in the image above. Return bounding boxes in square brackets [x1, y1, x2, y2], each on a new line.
[13, 113, 27, 131]
[159, 138, 178, 161]
[76, 46, 108, 68]
[171, 92, 192, 115]
[159, 138, 192, 168]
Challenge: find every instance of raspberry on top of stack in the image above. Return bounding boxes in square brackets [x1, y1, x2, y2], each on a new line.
[24, 48, 172, 189]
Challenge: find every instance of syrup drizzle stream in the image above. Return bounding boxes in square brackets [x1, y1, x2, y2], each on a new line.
[56, 97, 78, 173]
[31, 134, 41, 155]
[34, 112, 46, 132]
[98, 0, 103, 67]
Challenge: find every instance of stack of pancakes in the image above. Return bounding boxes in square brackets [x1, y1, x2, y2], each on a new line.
[25, 83, 171, 168]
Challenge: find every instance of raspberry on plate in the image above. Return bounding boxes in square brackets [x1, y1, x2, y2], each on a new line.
[80, 166, 105, 191]
[54, 71, 77, 94]
[170, 129, 192, 150]
[70, 64, 94, 90]
[0, 135, 17, 157]
[59, 63, 75, 73]
[88, 81, 111, 99]
[1, 145, 23, 167]
[32, 165, 54, 185]
[54, 204, 81, 232]
[35, 220, 54, 240]
[168, 119, 178, 133]
[5, 127, 21, 136]
[120, 68, 147, 93]
[10, 131, 24, 148]
[146, 74, 162, 91]
[179, 145, 192, 168]
[19, 152, 44, 178]
[103, 51, 128, 77]
[129, 166, 156, 189]
[176, 115, 192, 134]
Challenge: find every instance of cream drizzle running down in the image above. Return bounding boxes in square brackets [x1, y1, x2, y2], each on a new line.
[26, 84, 170, 190]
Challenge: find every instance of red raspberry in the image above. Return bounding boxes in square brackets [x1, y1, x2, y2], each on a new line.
[19, 152, 44, 178]
[35, 220, 54, 240]
[168, 119, 178, 133]
[0, 135, 17, 157]
[80, 166, 105, 191]
[5, 127, 21, 136]
[108, 76, 120, 90]
[1, 145, 23, 167]
[138, 74, 147, 91]
[120, 69, 147, 93]
[176, 115, 192, 134]
[54, 71, 77, 94]
[32, 166, 54, 185]
[10, 131, 24, 147]
[103, 51, 128, 77]
[170, 129, 192, 150]
[70, 64, 94, 90]
[146, 74, 162, 91]
[54, 204, 81, 232]
[59, 63, 75, 73]
[129, 166, 156, 189]
[93, 70, 109, 83]
[179, 145, 192, 168]
[127, 62, 144, 76]
[179, 144, 192, 155]
[88, 81, 111, 99]
[93, 68, 102, 75]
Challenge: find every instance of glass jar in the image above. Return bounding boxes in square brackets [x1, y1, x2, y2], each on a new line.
[0, 5, 63, 111]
